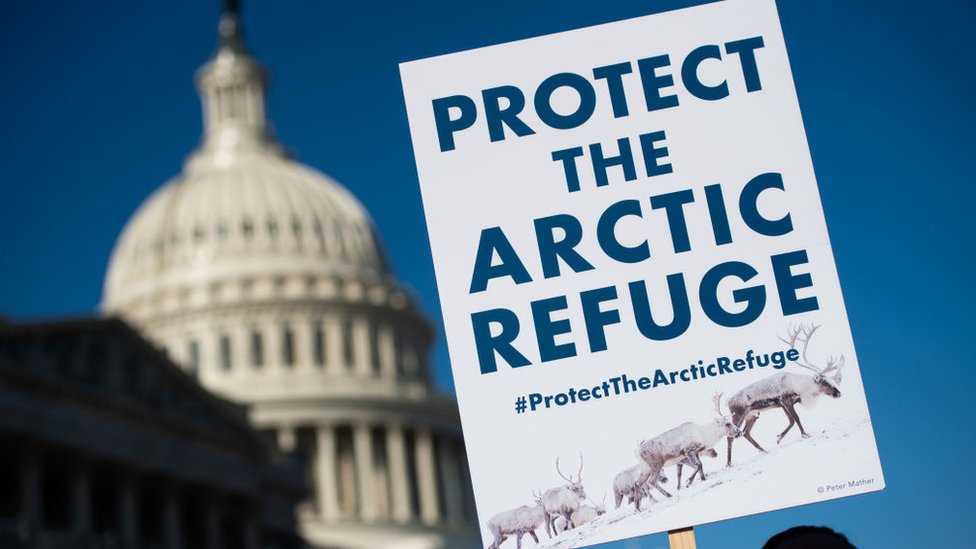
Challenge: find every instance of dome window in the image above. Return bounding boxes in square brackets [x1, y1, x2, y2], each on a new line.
[242, 218, 254, 239]
[187, 339, 200, 378]
[282, 324, 295, 367]
[267, 218, 279, 239]
[341, 320, 354, 369]
[312, 320, 325, 367]
[250, 329, 264, 368]
[219, 334, 232, 370]
[193, 226, 205, 242]
[393, 329, 405, 375]
[369, 323, 381, 375]
[217, 222, 228, 240]
[313, 219, 326, 251]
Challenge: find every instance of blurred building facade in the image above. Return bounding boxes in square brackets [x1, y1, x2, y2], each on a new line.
[0, 318, 305, 549]
[100, 6, 479, 549]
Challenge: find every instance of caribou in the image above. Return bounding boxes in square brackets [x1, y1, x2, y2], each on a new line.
[541, 453, 586, 538]
[612, 462, 668, 509]
[633, 394, 741, 510]
[553, 495, 606, 534]
[726, 323, 844, 466]
[486, 491, 546, 549]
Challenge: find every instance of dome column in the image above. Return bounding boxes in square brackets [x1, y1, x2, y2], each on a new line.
[162, 482, 184, 549]
[385, 424, 412, 524]
[414, 428, 440, 525]
[204, 492, 224, 549]
[266, 318, 283, 374]
[70, 460, 92, 535]
[294, 314, 312, 373]
[353, 318, 372, 377]
[119, 469, 141, 547]
[243, 503, 260, 549]
[379, 324, 397, 379]
[20, 444, 41, 534]
[232, 323, 249, 378]
[315, 424, 340, 522]
[325, 316, 343, 374]
[353, 422, 377, 521]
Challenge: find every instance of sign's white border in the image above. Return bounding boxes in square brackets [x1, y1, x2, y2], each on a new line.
[401, 1, 884, 546]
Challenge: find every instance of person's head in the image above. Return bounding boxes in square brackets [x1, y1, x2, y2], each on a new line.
[762, 526, 857, 549]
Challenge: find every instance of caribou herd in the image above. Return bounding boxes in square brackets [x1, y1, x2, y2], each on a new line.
[486, 324, 845, 548]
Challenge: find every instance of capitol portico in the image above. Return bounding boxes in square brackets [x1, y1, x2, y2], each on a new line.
[100, 4, 480, 548]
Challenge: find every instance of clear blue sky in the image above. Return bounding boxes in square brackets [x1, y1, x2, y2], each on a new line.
[1, 0, 973, 547]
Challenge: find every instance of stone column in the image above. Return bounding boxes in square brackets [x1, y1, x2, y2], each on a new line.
[353, 318, 372, 377]
[119, 470, 141, 548]
[379, 323, 397, 379]
[385, 425, 412, 524]
[293, 314, 311, 371]
[353, 422, 377, 522]
[162, 483, 183, 549]
[243, 504, 260, 549]
[20, 445, 41, 535]
[315, 425, 340, 521]
[325, 316, 343, 374]
[438, 436, 465, 524]
[414, 429, 440, 525]
[233, 324, 249, 377]
[203, 325, 219, 381]
[204, 493, 223, 549]
[71, 461, 92, 535]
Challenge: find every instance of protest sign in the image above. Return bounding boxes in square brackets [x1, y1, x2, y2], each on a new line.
[401, 0, 884, 545]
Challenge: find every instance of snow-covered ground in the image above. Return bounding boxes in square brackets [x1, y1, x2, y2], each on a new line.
[530, 415, 879, 549]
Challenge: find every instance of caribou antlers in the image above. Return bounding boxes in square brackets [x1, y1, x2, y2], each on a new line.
[778, 323, 844, 382]
[556, 451, 584, 484]
[823, 355, 844, 384]
[711, 392, 725, 418]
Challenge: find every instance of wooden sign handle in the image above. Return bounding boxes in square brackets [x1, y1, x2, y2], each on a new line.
[668, 527, 697, 549]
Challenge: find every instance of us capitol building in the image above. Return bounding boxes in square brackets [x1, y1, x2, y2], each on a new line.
[2, 4, 480, 549]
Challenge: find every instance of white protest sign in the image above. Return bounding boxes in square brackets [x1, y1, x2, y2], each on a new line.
[400, 0, 884, 546]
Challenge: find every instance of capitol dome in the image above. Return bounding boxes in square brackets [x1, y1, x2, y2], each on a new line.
[102, 6, 479, 549]
[103, 150, 392, 313]
[104, 12, 390, 318]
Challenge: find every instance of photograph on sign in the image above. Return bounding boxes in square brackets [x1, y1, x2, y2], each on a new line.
[400, 0, 885, 546]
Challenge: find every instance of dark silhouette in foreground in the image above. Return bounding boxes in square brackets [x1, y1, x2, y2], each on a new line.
[762, 525, 857, 549]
